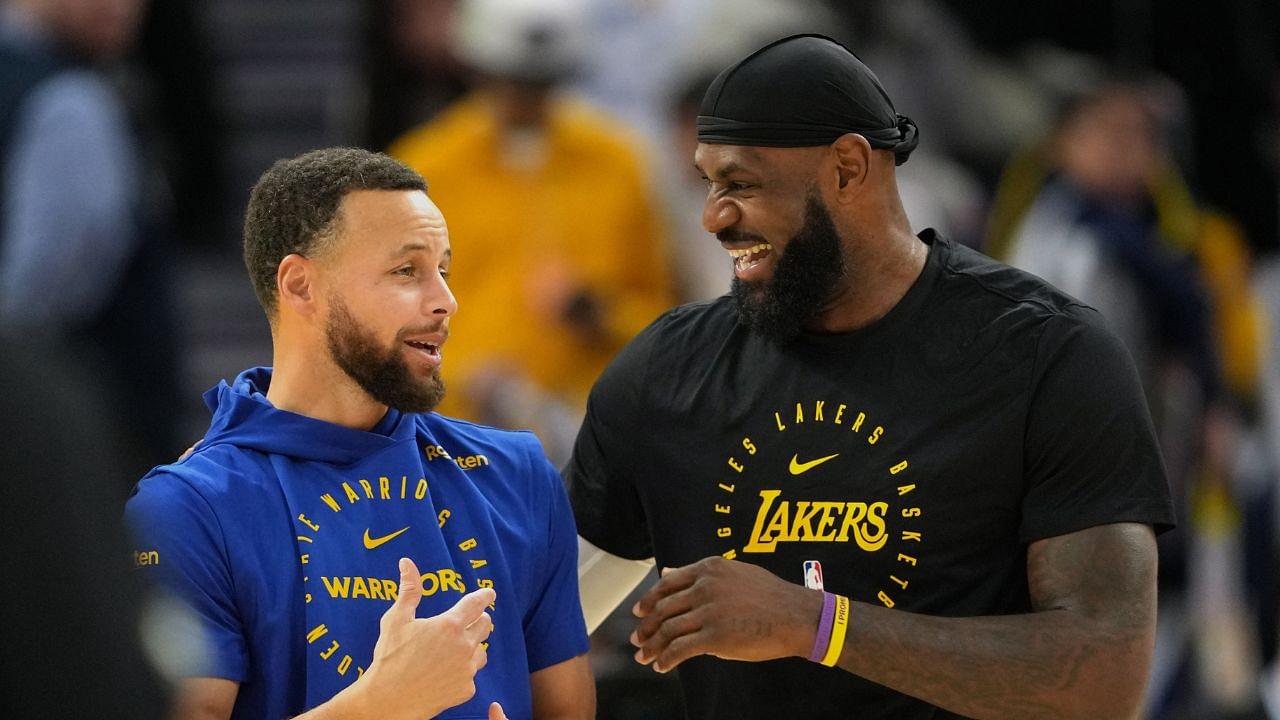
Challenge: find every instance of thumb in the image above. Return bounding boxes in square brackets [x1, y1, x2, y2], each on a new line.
[445, 586, 498, 627]
[385, 557, 422, 625]
[488, 702, 508, 720]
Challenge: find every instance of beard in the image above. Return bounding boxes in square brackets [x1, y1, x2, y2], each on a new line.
[325, 294, 446, 414]
[729, 191, 846, 343]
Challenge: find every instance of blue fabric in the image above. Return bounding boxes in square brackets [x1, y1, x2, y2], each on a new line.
[126, 367, 588, 719]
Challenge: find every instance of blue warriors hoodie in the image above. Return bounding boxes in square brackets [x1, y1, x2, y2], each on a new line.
[126, 368, 588, 719]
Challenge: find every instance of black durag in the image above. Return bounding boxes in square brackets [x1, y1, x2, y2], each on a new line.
[697, 34, 919, 164]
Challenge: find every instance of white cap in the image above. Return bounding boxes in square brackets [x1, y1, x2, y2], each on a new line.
[454, 0, 588, 83]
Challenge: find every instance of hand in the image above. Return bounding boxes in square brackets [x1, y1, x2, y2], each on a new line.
[341, 557, 496, 720]
[630, 557, 824, 673]
[489, 702, 509, 720]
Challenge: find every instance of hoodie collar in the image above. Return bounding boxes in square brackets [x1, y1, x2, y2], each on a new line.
[199, 367, 415, 465]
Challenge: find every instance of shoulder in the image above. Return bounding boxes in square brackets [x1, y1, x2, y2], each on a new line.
[388, 95, 490, 169]
[935, 235, 1090, 319]
[416, 413, 553, 472]
[128, 443, 268, 518]
[550, 95, 649, 165]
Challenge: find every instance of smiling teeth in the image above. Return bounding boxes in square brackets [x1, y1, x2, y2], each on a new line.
[727, 243, 772, 258]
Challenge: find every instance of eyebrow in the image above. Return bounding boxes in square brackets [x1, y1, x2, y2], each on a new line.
[393, 243, 450, 259]
[695, 161, 749, 179]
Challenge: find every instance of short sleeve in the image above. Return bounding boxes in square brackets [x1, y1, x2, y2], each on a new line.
[521, 454, 590, 672]
[1020, 308, 1176, 541]
[563, 320, 659, 559]
[125, 472, 249, 681]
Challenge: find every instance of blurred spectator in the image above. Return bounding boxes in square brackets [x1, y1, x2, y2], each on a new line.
[987, 80, 1272, 718]
[0, 0, 183, 481]
[389, 0, 674, 463]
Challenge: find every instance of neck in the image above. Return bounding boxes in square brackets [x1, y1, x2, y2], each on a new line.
[808, 212, 927, 334]
[266, 334, 389, 431]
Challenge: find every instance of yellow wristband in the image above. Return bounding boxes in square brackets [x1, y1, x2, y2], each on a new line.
[820, 594, 850, 667]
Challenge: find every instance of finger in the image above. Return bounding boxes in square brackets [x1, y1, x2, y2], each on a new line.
[178, 440, 202, 461]
[464, 611, 494, 645]
[653, 631, 710, 674]
[474, 641, 489, 672]
[488, 702, 508, 720]
[633, 564, 698, 617]
[632, 586, 697, 646]
[383, 557, 422, 627]
[636, 607, 703, 665]
[445, 587, 498, 627]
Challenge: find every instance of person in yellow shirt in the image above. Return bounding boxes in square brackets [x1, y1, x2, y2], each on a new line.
[390, 0, 674, 461]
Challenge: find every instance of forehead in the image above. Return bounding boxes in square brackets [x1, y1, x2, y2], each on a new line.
[334, 189, 448, 252]
[693, 143, 820, 179]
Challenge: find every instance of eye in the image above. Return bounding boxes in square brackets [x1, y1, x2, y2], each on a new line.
[730, 181, 754, 192]
[439, 268, 451, 281]
[394, 264, 415, 277]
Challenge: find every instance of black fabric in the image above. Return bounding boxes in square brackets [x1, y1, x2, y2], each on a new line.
[566, 231, 1174, 720]
[697, 34, 919, 164]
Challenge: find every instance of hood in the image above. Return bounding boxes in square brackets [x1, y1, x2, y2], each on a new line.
[198, 367, 414, 465]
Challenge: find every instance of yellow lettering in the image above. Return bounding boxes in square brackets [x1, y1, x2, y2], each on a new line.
[834, 404, 846, 424]
[775, 412, 786, 431]
[812, 502, 841, 541]
[717, 527, 732, 538]
[470, 558, 488, 569]
[351, 577, 370, 599]
[306, 624, 329, 643]
[400, 475, 407, 499]
[337, 655, 352, 675]
[790, 501, 822, 541]
[383, 579, 398, 600]
[320, 640, 339, 660]
[718, 483, 736, 493]
[439, 569, 465, 593]
[438, 509, 451, 527]
[378, 476, 390, 500]
[890, 575, 908, 590]
[877, 591, 895, 608]
[868, 426, 884, 444]
[743, 489, 783, 553]
[421, 573, 440, 596]
[742, 437, 757, 455]
[415, 478, 428, 500]
[854, 502, 889, 551]
[890, 460, 909, 475]
[897, 484, 916, 496]
[300, 553, 309, 565]
[814, 400, 825, 421]
[426, 445, 440, 460]
[902, 507, 921, 518]
[358, 479, 374, 499]
[459, 538, 477, 552]
[727, 457, 744, 473]
[715, 504, 731, 514]
[298, 513, 320, 532]
[369, 578, 386, 601]
[897, 553, 918, 566]
[342, 482, 360, 504]
[852, 412, 865, 431]
[321, 576, 351, 598]
[320, 493, 341, 512]
[723, 549, 737, 560]
[795, 402, 804, 424]
[901, 531, 922, 543]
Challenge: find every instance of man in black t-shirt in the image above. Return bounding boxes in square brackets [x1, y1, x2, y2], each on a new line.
[566, 34, 1174, 720]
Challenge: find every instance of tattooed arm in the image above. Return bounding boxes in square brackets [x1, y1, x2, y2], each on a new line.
[631, 522, 1157, 720]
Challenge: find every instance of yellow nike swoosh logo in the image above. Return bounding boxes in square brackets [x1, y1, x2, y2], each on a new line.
[363, 526, 411, 550]
[789, 453, 840, 475]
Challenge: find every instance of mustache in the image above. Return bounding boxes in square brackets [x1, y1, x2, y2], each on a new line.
[396, 323, 449, 341]
[717, 229, 769, 245]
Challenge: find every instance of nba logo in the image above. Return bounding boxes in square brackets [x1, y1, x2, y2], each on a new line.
[803, 560, 824, 590]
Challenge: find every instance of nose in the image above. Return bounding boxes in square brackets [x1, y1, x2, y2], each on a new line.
[702, 194, 742, 235]
[427, 272, 458, 318]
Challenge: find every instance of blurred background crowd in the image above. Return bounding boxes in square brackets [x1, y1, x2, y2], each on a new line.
[0, 0, 1277, 717]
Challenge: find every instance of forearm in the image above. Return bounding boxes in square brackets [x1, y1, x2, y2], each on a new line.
[833, 598, 1152, 719]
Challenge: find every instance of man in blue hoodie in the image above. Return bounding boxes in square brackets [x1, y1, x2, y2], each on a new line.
[126, 147, 594, 720]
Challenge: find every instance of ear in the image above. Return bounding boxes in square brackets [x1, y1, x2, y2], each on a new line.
[276, 253, 320, 319]
[830, 133, 873, 203]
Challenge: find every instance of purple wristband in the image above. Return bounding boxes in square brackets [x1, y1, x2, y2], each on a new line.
[808, 591, 837, 662]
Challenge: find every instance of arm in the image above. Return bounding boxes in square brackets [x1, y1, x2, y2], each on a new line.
[530, 654, 596, 720]
[631, 522, 1157, 720]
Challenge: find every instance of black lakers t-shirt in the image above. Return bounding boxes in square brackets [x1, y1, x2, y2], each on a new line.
[566, 230, 1174, 720]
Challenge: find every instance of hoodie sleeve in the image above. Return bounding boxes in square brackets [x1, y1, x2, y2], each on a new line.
[520, 442, 590, 672]
[125, 470, 249, 682]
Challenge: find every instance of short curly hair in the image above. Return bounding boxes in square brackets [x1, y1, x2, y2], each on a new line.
[243, 147, 428, 318]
